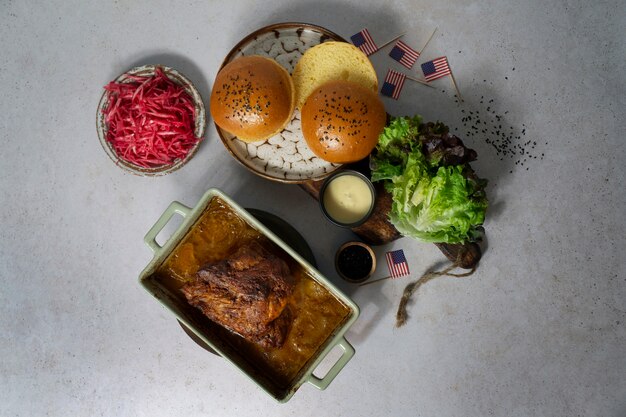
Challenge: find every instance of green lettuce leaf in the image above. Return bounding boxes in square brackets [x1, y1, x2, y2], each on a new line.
[371, 116, 488, 244]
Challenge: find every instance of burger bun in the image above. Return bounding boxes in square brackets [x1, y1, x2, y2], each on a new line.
[301, 80, 386, 164]
[210, 55, 295, 143]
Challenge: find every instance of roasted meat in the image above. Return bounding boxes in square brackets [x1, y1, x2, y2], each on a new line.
[181, 240, 295, 348]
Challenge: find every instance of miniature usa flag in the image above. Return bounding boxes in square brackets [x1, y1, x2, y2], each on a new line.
[380, 69, 407, 100]
[386, 249, 410, 278]
[421, 56, 452, 82]
[350, 28, 378, 56]
[389, 40, 420, 69]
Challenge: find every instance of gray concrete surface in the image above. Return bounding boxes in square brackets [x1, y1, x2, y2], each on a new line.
[1, 0, 624, 416]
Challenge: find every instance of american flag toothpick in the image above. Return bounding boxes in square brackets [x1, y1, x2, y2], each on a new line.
[388, 28, 437, 69]
[350, 28, 405, 56]
[386, 249, 410, 278]
[360, 249, 411, 286]
[381, 69, 433, 100]
[380, 69, 407, 99]
[421, 56, 463, 101]
[421, 56, 452, 81]
[350, 28, 379, 56]
[389, 40, 420, 69]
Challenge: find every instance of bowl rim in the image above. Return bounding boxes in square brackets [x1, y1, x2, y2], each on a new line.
[335, 241, 377, 283]
[319, 169, 377, 228]
[335, 240, 376, 284]
[96, 64, 206, 177]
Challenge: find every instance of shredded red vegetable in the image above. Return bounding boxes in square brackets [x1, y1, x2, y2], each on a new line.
[102, 67, 201, 168]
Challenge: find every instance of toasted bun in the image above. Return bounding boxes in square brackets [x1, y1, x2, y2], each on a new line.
[292, 42, 378, 110]
[210, 55, 295, 142]
[301, 80, 386, 164]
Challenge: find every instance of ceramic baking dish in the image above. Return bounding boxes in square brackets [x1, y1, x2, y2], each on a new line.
[138, 188, 360, 402]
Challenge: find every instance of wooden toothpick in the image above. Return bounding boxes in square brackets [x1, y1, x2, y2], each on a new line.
[359, 275, 394, 287]
[450, 71, 464, 102]
[406, 74, 435, 88]
[377, 32, 406, 50]
[418, 27, 438, 56]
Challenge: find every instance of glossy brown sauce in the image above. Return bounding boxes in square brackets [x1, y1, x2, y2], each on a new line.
[155, 197, 351, 388]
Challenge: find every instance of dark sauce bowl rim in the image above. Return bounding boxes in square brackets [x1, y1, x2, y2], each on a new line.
[334, 241, 377, 283]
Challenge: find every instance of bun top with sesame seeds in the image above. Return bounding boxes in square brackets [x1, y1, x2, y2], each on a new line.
[301, 80, 386, 164]
[210, 55, 295, 143]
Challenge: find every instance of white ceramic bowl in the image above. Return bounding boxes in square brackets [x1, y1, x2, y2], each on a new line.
[96, 65, 206, 176]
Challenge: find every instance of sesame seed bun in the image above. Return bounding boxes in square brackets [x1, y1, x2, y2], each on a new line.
[210, 55, 295, 143]
[301, 80, 386, 164]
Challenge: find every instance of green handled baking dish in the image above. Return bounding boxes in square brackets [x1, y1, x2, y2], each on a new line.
[138, 188, 360, 402]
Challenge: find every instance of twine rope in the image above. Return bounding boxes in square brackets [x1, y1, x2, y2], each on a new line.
[395, 259, 476, 328]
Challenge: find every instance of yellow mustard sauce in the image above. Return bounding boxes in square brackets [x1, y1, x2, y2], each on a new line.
[322, 174, 373, 224]
[156, 197, 350, 389]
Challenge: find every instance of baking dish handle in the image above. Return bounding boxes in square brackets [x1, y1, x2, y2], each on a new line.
[144, 201, 191, 255]
[306, 337, 355, 390]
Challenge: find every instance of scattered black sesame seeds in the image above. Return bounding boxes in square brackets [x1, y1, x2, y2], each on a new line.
[451, 78, 545, 173]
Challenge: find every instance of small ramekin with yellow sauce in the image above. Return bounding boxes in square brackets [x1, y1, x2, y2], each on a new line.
[319, 170, 376, 228]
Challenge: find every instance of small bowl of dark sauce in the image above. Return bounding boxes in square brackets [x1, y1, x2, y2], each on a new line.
[335, 241, 376, 283]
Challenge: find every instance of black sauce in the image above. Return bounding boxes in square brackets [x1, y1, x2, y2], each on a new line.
[337, 245, 373, 282]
